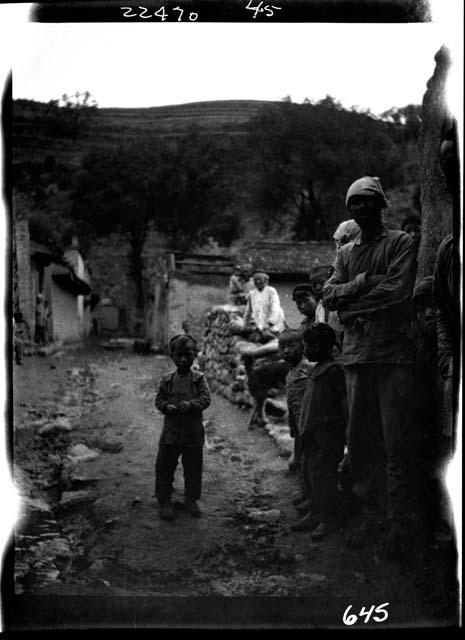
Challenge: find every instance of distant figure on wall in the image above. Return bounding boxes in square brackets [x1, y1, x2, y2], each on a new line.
[228, 263, 254, 306]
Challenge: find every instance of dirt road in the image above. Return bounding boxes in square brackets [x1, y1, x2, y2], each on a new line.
[10, 345, 458, 625]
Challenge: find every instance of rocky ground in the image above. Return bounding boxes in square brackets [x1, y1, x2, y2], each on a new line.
[9, 343, 459, 627]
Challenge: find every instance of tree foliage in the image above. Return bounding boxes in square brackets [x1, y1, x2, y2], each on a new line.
[149, 130, 233, 250]
[44, 91, 98, 139]
[70, 129, 234, 308]
[380, 104, 422, 143]
[248, 96, 408, 240]
[12, 156, 75, 251]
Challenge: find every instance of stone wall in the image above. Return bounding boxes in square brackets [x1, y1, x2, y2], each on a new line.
[199, 306, 253, 408]
[417, 46, 454, 280]
[199, 305, 294, 457]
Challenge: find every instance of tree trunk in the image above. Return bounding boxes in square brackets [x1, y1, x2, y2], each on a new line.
[127, 232, 147, 311]
[148, 253, 175, 354]
[417, 46, 453, 280]
[307, 179, 329, 240]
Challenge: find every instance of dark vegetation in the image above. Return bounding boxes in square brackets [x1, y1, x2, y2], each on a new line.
[12, 94, 421, 310]
[247, 97, 418, 240]
[70, 130, 233, 309]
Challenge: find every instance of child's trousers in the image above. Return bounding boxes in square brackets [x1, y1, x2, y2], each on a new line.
[295, 432, 312, 500]
[155, 444, 203, 504]
[306, 423, 345, 521]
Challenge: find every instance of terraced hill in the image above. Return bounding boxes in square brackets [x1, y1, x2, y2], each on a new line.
[12, 97, 420, 237]
[13, 99, 272, 167]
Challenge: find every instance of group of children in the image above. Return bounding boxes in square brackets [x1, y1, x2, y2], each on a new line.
[279, 278, 351, 540]
[152, 274, 347, 539]
[153, 273, 445, 546]
[279, 321, 348, 540]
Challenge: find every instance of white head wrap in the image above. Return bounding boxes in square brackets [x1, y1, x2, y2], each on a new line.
[333, 219, 360, 243]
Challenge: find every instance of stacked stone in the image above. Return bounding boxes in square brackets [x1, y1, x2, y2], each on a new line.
[199, 305, 253, 408]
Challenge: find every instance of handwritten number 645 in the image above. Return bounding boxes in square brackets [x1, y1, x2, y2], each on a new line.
[343, 603, 389, 625]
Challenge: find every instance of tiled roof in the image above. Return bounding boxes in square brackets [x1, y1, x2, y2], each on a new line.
[234, 241, 335, 276]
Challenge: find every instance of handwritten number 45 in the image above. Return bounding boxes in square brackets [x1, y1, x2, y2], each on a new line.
[245, 1, 282, 19]
[343, 603, 389, 626]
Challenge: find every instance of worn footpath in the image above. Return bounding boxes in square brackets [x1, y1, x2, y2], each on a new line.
[10, 345, 456, 624]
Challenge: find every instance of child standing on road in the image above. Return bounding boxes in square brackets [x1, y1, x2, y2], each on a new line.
[154, 334, 211, 521]
[291, 323, 348, 539]
[279, 330, 314, 515]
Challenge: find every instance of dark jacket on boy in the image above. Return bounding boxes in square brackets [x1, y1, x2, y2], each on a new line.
[155, 370, 210, 446]
[155, 369, 211, 505]
[299, 360, 348, 520]
[286, 357, 314, 497]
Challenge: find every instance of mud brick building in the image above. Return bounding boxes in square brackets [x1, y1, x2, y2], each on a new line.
[13, 220, 92, 344]
[83, 234, 337, 339]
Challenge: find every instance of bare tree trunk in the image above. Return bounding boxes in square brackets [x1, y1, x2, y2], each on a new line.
[307, 179, 329, 240]
[148, 253, 175, 354]
[417, 46, 453, 280]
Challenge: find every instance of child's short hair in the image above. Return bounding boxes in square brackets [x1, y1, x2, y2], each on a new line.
[278, 328, 303, 343]
[169, 333, 197, 353]
[292, 284, 315, 300]
[302, 322, 336, 351]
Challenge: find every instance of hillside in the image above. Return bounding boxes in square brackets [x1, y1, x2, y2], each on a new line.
[12, 97, 421, 242]
[13, 99, 273, 167]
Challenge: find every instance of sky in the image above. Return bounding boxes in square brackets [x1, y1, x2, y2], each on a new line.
[1, 7, 462, 116]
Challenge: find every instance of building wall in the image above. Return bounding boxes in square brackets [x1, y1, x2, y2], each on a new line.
[13, 218, 34, 337]
[50, 281, 79, 342]
[85, 231, 168, 336]
[64, 247, 88, 335]
[86, 231, 336, 337]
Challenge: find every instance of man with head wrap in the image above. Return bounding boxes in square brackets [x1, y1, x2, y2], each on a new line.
[333, 219, 360, 251]
[328, 219, 361, 339]
[323, 176, 418, 556]
[244, 271, 286, 338]
[229, 263, 254, 306]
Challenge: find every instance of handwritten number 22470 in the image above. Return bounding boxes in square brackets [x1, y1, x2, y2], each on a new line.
[343, 603, 389, 625]
[120, 6, 199, 21]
